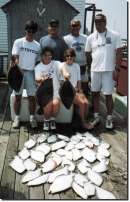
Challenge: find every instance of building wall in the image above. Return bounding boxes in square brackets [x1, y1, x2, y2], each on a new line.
[0, 0, 8, 52]
[3, 0, 78, 55]
[0, 0, 85, 53]
[66, 0, 85, 33]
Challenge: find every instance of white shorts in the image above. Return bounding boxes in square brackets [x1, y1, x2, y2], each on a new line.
[91, 71, 114, 95]
[14, 70, 36, 96]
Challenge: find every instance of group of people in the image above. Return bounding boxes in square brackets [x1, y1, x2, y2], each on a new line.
[11, 13, 122, 131]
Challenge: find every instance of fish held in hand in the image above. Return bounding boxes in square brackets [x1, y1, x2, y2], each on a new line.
[59, 80, 76, 109]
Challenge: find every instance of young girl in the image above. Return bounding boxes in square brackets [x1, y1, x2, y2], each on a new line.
[35, 47, 60, 131]
[53, 48, 93, 130]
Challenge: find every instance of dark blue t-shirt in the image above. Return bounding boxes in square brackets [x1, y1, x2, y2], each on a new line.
[40, 35, 68, 62]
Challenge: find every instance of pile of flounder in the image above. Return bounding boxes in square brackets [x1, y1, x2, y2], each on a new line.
[9, 132, 116, 199]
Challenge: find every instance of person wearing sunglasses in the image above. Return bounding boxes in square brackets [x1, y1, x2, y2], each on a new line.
[53, 48, 94, 130]
[11, 20, 41, 129]
[85, 14, 122, 129]
[40, 19, 68, 62]
[35, 47, 61, 131]
[64, 20, 89, 95]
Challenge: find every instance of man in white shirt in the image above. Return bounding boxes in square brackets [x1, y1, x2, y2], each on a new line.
[11, 20, 41, 129]
[85, 14, 122, 129]
[64, 20, 89, 95]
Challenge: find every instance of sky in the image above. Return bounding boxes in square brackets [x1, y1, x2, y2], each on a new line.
[85, 0, 127, 39]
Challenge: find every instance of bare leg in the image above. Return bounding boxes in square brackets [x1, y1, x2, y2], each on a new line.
[73, 93, 92, 129]
[106, 95, 113, 115]
[14, 95, 22, 115]
[92, 92, 100, 113]
[43, 101, 53, 120]
[28, 96, 36, 115]
[52, 99, 60, 117]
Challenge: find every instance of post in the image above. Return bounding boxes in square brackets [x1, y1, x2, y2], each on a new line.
[91, 4, 96, 33]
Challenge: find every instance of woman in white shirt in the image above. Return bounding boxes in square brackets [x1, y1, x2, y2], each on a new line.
[35, 47, 61, 131]
[54, 48, 93, 130]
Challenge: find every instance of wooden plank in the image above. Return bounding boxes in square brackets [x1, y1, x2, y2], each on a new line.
[0, 104, 11, 183]
[0, 125, 19, 200]
[14, 126, 29, 200]
[29, 186, 45, 200]
[28, 132, 44, 200]
[44, 183, 61, 200]
[0, 82, 9, 130]
[60, 188, 76, 200]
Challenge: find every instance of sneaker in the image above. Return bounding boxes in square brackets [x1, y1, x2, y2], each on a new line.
[12, 117, 20, 129]
[90, 114, 100, 127]
[50, 120, 56, 130]
[106, 116, 113, 129]
[43, 121, 50, 131]
[30, 119, 37, 128]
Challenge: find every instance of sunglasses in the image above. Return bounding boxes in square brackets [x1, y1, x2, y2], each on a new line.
[26, 29, 36, 34]
[66, 55, 74, 58]
[44, 54, 52, 57]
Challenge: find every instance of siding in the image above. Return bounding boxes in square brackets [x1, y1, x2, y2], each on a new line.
[66, 0, 85, 33]
[0, 0, 8, 52]
[0, 0, 85, 53]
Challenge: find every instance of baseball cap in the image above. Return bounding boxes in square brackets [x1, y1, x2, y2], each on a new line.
[70, 20, 81, 27]
[49, 19, 59, 27]
[95, 14, 106, 22]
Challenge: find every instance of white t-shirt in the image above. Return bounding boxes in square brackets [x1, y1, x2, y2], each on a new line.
[12, 37, 41, 71]
[85, 29, 122, 72]
[35, 60, 61, 80]
[64, 34, 87, 66]
[53, 62, 81, 99]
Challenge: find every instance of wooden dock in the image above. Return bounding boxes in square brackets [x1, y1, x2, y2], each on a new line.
[0, 79, 128, 200]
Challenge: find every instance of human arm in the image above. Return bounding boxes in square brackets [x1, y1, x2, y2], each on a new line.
[11, 39, 20, 67]
[85, 36, 92, 81]
[113, 34, 123, 81]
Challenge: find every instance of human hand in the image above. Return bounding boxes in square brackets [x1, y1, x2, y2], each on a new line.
[41, 75, 49, 81]
[113, 70, 119, 81]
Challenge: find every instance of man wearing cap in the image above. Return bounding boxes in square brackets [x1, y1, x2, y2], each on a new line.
[85, 14, 122, 129]
[11, 20, 41, 129]
[40, 19, 68, 62]
[64, 20, 89, 95]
